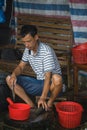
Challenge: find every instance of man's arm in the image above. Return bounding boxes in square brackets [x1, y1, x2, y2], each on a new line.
[11, 60, 27, 78]
[8, 60, 27, 87]
[40, 72, 51, 99]
[38, 72, 52, 109]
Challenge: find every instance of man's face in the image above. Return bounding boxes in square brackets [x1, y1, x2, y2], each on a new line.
[21, 34, 38, 51]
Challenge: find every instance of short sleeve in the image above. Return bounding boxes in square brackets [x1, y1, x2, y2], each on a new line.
[43, 51, 55, 72]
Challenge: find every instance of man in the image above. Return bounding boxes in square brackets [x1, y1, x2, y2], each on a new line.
[6, 25, 62, 111]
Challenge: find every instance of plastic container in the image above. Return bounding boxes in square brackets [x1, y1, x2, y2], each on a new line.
[7, 97, 31, 121]
[72, 42, 87, 64]
[55, 101, 83, 129]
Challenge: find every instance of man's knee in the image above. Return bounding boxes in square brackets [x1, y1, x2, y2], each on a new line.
[52, 74, 62, 86]
[6, 75, 11, 88]
[6, 75, 10, 83]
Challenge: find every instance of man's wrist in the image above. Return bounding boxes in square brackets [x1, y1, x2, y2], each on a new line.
[40, 96, 46, 101]
[11, 73, 16, 78]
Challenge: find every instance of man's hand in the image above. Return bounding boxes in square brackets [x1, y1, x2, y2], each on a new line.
[38, 98, 48, 111]
[8, 75, 17, 88]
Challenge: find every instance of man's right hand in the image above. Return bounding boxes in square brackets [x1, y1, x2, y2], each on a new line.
[8, 75, 17, 88]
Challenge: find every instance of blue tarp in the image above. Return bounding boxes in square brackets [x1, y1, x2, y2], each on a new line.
[0, 0, 4, 7]
[0, 7, 6, 23]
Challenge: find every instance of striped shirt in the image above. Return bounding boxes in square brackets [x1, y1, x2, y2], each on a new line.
[22, 42, 62, 80]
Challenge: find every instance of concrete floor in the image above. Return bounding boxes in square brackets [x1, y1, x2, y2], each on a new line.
[0, 94, 87, 130]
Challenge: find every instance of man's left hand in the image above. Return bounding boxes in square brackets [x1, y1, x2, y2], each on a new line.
[38, 98, 47, 111]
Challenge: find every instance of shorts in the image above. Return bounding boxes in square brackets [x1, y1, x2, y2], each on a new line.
[17, 75, 44, 96]
[17, 75, 63, 97]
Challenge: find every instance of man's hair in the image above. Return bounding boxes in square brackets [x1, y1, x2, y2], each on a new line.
[20, 25, 38, 38]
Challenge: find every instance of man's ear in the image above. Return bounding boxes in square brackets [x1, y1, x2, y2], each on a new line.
[35, 34, 39, 40]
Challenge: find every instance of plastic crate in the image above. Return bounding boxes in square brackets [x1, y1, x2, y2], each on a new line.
[72, 42, 87, 64]
[55, 101, 83, 129]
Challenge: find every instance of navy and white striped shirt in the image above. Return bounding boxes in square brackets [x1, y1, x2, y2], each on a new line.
[22, 42, 62, 80]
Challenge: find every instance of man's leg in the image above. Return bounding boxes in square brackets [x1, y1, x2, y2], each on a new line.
[6, 75, 44, 107]
[6, 75, 35, 107]
[47, 74, 62, 107]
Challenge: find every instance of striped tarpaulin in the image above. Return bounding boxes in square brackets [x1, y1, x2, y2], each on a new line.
[69, 0, 87, 45]
[13, 0, 70, 18]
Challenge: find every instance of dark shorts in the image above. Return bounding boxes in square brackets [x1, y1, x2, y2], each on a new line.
[17, 75, 63, 97]
[17, 75, 45, 96]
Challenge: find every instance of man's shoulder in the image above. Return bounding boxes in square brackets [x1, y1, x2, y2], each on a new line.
[40, 42, 52, 50]
[39, 42, 55, 56]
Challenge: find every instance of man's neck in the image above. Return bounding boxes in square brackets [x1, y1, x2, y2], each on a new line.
[33, 40, 39, 54]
